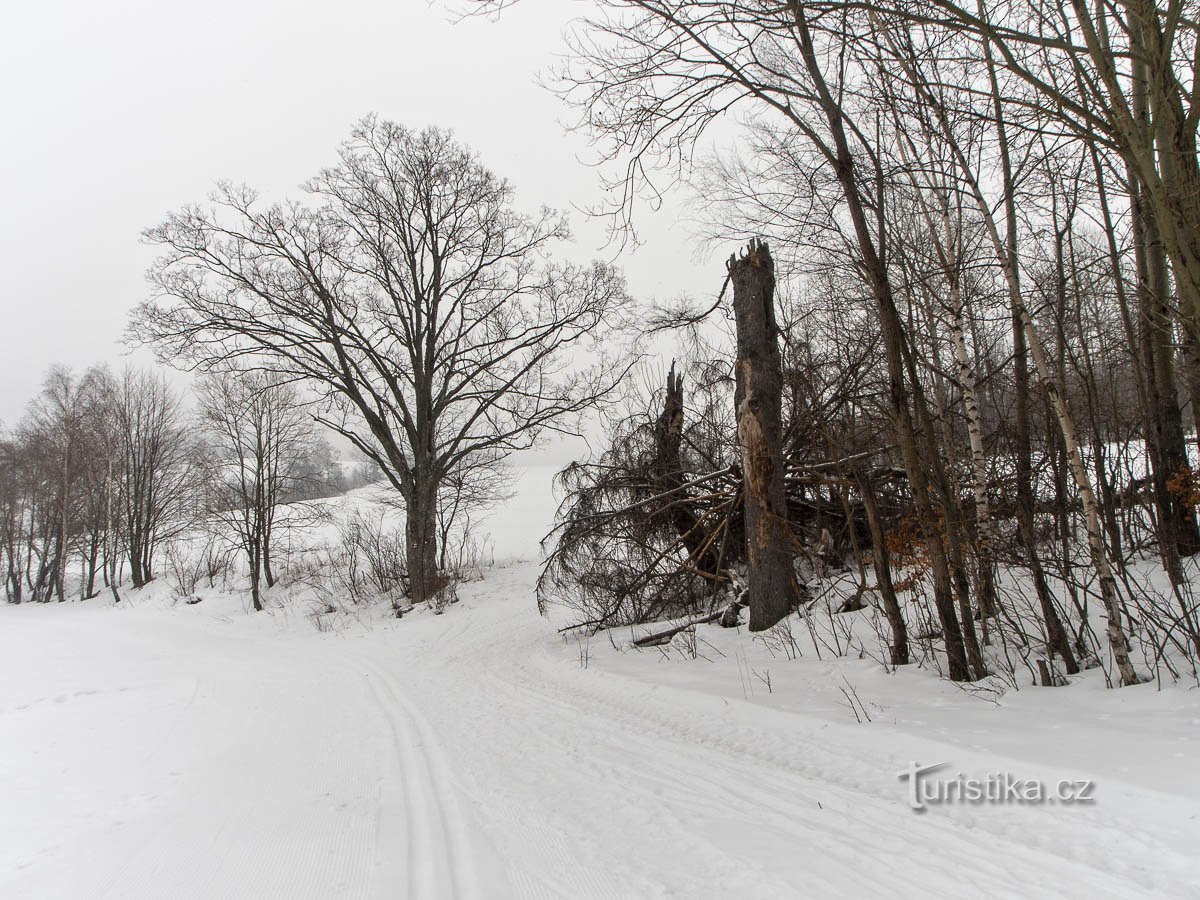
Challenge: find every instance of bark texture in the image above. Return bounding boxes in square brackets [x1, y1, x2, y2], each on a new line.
[406, 479, 440, 606]
[729, 240, 800, 632]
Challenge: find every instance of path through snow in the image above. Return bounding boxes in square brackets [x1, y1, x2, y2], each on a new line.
[1, 561, 1198, 898]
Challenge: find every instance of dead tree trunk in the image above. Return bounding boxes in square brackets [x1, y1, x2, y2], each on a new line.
[653, 364, 728, 582]
[729, 240, 800, 632]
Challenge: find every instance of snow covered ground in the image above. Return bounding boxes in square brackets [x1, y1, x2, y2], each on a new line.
[3, 457, 1200, 898]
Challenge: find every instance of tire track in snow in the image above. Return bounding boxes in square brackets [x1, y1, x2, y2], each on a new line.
[387, 613, 917, 895]
[474, 666, 1028, 897]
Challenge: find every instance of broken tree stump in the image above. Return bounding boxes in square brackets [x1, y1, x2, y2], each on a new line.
[729, 239, 800, 632]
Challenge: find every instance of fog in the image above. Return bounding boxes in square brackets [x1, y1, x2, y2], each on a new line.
[0, 0, 712, 423]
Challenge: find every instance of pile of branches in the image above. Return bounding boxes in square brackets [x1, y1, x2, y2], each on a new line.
[538, 366, 743, 627]
[539, 364, 909, 630]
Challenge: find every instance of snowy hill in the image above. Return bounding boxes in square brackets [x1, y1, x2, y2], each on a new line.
[2, 469, 1199, 898]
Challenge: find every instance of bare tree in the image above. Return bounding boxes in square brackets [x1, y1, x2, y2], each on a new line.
[500, 0, 984, 678]
[116, 368, 201, 589]
[882, 0, 1200, 391]
[198, 366, 321, 611]
[89, 370, 127, 604]
[70, 368, 125, 600]
[463, 0, 1200, 684]
[0, 429, 33, 603]
[134, 118, 632, 604]
[26, 367, 88, 600]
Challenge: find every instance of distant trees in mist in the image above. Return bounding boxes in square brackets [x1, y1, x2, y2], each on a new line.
[0, 364, 358, 606]
[197, 366, 326, 612]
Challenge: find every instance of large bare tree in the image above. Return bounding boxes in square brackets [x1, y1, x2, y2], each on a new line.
[134, 118, 631, 603]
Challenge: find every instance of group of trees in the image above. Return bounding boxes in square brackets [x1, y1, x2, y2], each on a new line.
[0, 364, 350, 608]
[1, 367, 196, 604]
[6, 120, 630, 615]
[501, 0, 1200, 688]
[13, 0, 1200, 689]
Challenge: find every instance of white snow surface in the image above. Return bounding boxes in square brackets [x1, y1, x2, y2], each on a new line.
[3, 463, 1200, 899]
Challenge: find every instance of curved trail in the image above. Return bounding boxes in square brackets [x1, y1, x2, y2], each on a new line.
[367, 578, 1198, 899]
[2, 563, 1198, 898]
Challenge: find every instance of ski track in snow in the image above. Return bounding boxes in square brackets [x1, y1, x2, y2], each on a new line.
[2, 562, 1198, 899]
[359, 655, 483, 900]
[392, 575, 1197, 899]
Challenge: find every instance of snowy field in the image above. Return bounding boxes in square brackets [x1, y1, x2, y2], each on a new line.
[3, 458, 1200, 899]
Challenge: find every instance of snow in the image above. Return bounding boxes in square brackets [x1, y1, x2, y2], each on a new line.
[2, 462, 1200, 898]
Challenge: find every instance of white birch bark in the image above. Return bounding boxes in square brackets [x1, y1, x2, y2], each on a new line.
[879, 21, 1141, 685]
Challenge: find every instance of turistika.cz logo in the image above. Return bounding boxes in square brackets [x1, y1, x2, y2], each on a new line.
[897, 762, 1097, 812]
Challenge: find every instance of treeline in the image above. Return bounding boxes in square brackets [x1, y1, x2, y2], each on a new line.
[524, 0, 1200, 687]
[0, 364, 375, 606]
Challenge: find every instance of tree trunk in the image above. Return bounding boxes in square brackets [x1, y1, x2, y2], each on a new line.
[406, 480, 440, 605]
[653, 364, 726, 582]
[108, 550, 122, 604]
[57, 438, 71, 602]
[856, 472, 909, 666]
[105, 453, 121, 604]
[1013, 335, 1080, 675]
[129, 539, 146, 589]
[947, 288, 999, 624]
[1132, 176, 1200, 563]
[729, 240, 800, 632]
[1022, 297, 1141, 685]
[248, 539, 263, 612]
[261, 507, 276, 588]
[84, 537, 99, 599]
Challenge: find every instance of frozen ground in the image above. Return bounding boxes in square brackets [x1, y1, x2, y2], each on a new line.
[2, 459, 1200, 898]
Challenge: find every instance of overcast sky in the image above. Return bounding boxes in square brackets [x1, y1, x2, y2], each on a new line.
[0, 0, 716, 425]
